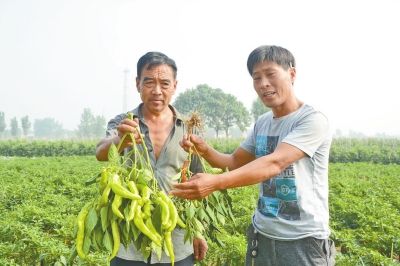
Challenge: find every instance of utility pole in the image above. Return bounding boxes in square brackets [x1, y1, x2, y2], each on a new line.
[123, 68, 129, 113]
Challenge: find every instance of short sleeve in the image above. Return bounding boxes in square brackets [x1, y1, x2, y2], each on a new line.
[282, 112, 330, 157]
[240, 124, 257, 155]
[105, 113, 127, 137]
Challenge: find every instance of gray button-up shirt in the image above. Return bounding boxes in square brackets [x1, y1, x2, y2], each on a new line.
[105, 103, 203, 263]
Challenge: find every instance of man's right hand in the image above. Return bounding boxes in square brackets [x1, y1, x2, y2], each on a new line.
[116, 117, 143, 150]
[180, 134, 209, 157]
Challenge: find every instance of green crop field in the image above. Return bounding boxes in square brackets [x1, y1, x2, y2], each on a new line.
[1, 139, 400, 265]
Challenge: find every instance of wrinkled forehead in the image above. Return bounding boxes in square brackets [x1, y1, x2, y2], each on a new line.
[139, 64, 176, 79]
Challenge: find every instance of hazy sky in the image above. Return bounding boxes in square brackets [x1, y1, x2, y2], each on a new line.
[1, 0, 399, 136]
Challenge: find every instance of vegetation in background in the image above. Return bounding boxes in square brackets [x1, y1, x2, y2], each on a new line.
[329, 163, 400, 265]
[21, 115, 31, 137]
[329, 138, 400, 164]
[1, 156, 399, 265]
[34, 117, 65, 139]
[0, 108, 105, 140]
[10, 117, 19, 137]
[76, 108, 106, 139]
[0, 140, 97, 157]
[0, 111, 6, 136]
[251, 97, 271, 121]
[173, 84, 251, 137]
[1, 138, 400, 165]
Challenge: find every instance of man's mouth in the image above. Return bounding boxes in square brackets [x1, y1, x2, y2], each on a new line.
[263, 91, 275, 97]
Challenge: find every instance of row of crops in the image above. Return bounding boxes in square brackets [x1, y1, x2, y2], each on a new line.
[1, 138, 400, 164]
[1, 155, 400, 265]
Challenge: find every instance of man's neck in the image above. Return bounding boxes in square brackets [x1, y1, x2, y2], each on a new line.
[273, 98, 303, 118]
[142, 105, 174, 124]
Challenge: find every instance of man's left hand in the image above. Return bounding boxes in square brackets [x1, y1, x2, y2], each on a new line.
[193, 237, 208, 261]
[170, 173, 218, 199]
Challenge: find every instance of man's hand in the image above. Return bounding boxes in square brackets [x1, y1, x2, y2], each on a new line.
[193, 237, 208, 261]
[116, 117, 142, 149]
[170, 173, 220, 200]
[180, 134, 209, 156]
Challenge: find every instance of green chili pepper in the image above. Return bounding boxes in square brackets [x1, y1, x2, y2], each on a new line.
[133, 206, 162, 246]
[145, 218, 162, 241]
[166, 201, 178, 232]
[158, 192, 177, 231]
[111, 194, 124, 219]
[110, 174, 141, 200]
[176, 215, 186, 229]
[127, 181, 139, 195]
[164, 231, 175, 265]
[99, 168, 109, 192]
[137, 184, 152, 203]
[100, 184, 111, 206]
[142, 202, 153, 220]
[126, 199, 138, 222]
[155, 197, 170, 229]
[110, 219, 120, 259]
[76, 202, 91, 259]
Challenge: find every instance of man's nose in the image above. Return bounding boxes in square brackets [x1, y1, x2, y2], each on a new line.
[152, 83, 162, 94]
[261, 77, 271, 88]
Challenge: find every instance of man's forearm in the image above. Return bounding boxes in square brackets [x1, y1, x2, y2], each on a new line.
[217, 155, 283, 190]
[216, 143, 306, 190]
[202, 147, 238, 170]
[95, 136, 120, 161]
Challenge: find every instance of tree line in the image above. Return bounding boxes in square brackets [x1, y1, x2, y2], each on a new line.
[0, 108, 106, 139]
[173, 84, 269, 137]
[0, 84, 270, 139]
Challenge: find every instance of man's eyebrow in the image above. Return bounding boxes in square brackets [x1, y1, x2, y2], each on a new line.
[142, 77, 153, 82]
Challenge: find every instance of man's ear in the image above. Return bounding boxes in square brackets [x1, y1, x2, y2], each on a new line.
[290, 67, 296, 84]
[172, 80, 178, 95]
[136, 77, 140, 92]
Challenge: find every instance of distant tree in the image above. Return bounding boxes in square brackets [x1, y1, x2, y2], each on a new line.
[93, 115, 107, 138]
[21, 115, 31, 137]
[34, 118, 64, 139]
[77, 108, 106, 139]
[251, 97, 271, 121]
[0, 112, 6, 137]
[10, 117, 19, 138]
[174, 84, 223, 136]
[173, 84, 214, 115]
[77, 108, 95, 139]
[220, 94, 251, 137]
[174, 84, 251, 137]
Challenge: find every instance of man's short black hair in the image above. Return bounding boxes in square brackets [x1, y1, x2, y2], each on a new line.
[137, 52, 177, 79]
[247, 45, 296, 76]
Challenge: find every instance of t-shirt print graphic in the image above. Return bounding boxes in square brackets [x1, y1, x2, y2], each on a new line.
[256, 135, 301, 220]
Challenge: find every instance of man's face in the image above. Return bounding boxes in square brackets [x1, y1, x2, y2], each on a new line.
[252, 61, 296, 111]
[136, 64, 177, 115]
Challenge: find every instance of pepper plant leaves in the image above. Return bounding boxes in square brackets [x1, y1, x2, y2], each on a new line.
[85, 206, 98, 236]
[85, 172, 100, 186]
[152, 205, 163, 234]
[82, 234, 91, 255]
[108, 143, 119, 164]
[103, 229, 113, 253]
[205, 204, 216, 223]
[100, 206, 108, 232]
[130, 222, 140, 242]
[186, 204, 196, 220]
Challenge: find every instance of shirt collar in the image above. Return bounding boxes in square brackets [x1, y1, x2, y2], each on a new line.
[130, 103, 184, 126]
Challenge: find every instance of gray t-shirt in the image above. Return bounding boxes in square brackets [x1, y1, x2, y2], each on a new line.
[241, 104, 332, 240]
[105, 104, 202, 263]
